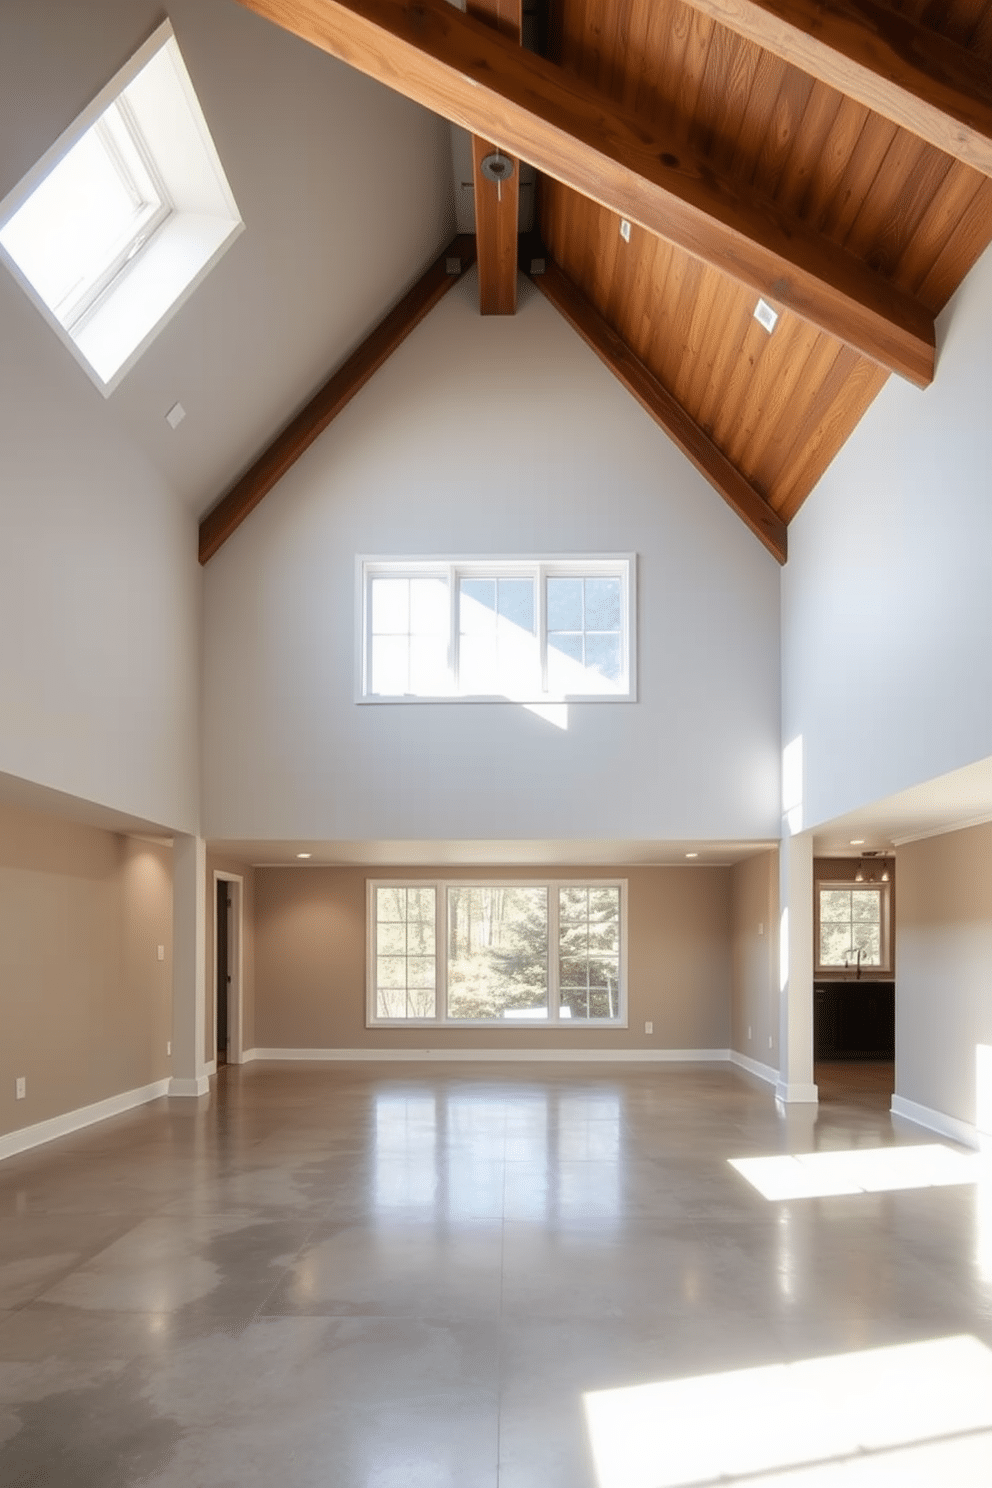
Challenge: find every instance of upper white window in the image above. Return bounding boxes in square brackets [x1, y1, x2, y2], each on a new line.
[359, 556, 636, 702]
[0, 21, 243, 395]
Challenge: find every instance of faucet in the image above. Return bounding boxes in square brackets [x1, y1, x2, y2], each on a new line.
[845, 946, 864, 979]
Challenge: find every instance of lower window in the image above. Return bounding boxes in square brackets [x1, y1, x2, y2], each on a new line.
[368, 880, 626, 1026]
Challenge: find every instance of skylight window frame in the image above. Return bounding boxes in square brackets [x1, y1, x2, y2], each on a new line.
[357, 554, 637, 704]
[56, 102, 174, 334]
[0, 20, 243, 397]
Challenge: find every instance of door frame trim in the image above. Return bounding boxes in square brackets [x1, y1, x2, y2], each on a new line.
[213, 871, 245, 1066]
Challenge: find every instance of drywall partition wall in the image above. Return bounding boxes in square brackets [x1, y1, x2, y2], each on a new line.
[782, 242, 992, 833]
[252, 864, 731, 1053]
[730, 849, 778, 1066]
[1, 0, 455, 834]
[895, 822, 992, 1138]
[202, 274, 781, 844]
[0, 242, 201, 833]
[0, 800, 172, 1141]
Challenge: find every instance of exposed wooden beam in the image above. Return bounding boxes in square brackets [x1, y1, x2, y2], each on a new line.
[199, 236, 476, 564]
[531, 260, 788, 564]
[468, 0, 522, 315]
[234, 0, 935, 386]
[683, 0, 992, 179]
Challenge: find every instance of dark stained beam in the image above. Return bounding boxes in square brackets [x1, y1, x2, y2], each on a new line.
[468, 0, 522, 315]
[531, 260, 788, 564]
[234, 0, 935, 386]
[683, 0, 992, 179]
[199, 236, 476, 564]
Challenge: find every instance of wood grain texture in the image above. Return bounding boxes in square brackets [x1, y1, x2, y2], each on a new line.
[468, 0, 522, 314]
[198, 236, 477, 564]
[541, 0, 992, 517]
[682, 0, 992, 176]
[532, 260, 788, 562]
[235, 0, 936, 383]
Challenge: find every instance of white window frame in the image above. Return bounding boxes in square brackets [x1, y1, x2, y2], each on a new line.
[0, 20, 243, 396]
[815, 880, 893, 975]
[366, 878, 629, 1028]
[357, 555, 637, 703]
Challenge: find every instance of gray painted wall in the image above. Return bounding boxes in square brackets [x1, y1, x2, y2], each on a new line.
[252, 864, 732, 1053]
[203, 274, 783, 844]
[730, 850, 778, 1065]
[896, 822, 992, 1134]
[782, 241, 992, 834]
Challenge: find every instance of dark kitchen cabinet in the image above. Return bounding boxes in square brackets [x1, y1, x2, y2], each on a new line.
[814, 982, 895, 1059]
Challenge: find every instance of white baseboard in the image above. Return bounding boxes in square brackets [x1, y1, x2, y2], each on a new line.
[245, 1046, 732, 1064]
[891, 1093, 979, 1150]
[775, 1080, 820, 1104]
[168, 1075, 210, 1097]
[204, 1059, 217, 1076]
[0, 1078, 170, 1163]
[729, 1050, 778, 1086]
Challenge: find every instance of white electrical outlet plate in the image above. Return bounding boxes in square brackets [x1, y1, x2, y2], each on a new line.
[157, 945, 165, 961]
[768, 1036, 773, 1049]
[753, 298, 778, 333]
[748, 1026, 752, 1040]
[758, 922, 764, 936]
[165, 401, 186, 429]
[15, 1077, 26, 1100]
[167, 1041, 172, 1056]
[645, 1021, 653, 1034]
[619, 218, 631, 242]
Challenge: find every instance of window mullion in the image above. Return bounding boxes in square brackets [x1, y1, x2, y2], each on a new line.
[538, 564, 548, 695]
[449, 566, 459, 696]
[437, 881, 448, 1024]
[548, 883, 560, 1024]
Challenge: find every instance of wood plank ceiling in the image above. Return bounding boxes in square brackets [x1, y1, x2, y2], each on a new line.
[540, 0, 992, 523]
[208, 0, 992, 563]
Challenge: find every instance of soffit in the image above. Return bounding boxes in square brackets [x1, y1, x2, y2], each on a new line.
[541, 0, 992, 519]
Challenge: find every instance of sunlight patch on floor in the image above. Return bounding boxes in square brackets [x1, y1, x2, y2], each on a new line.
[729, 1143, 982, 1200]
[584, 1335, 992, 1488]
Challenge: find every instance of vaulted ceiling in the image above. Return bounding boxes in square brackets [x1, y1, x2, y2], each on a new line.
[201, 0, 992, 563]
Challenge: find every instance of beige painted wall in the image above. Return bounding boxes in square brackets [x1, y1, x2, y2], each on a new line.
[730, 850, 778, 1064]
[204, 855, 256, 1062]
[896, 822, 992, 1130]
[253, 865, 731, 1052]
[0, 800, 172, 1138]
[813, 856, 896, 981]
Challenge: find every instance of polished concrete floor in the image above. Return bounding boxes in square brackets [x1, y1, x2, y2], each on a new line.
[0, 1062, 991, 1486]
[814, 1061, 895, 1113]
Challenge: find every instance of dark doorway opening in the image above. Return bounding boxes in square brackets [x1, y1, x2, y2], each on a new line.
[216, 879, 230, 1068]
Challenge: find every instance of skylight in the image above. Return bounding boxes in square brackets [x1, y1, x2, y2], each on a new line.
[0, 21, 242, 395]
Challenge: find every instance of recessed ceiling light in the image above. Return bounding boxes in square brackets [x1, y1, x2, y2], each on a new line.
[165, 401, 185, 429]
[296, 852, 311, 860]
[685, 852, 699, 859]
[850, 839, 865, 846]
[754, 298, 779, 333]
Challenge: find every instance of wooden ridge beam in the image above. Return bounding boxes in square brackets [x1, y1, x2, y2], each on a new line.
[683, 0, 992, 179]
[468, 0, 522, 315]
[199, 235, 476, 564]
[234, 0, 935, 386]
[531, 260, 788, 564]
